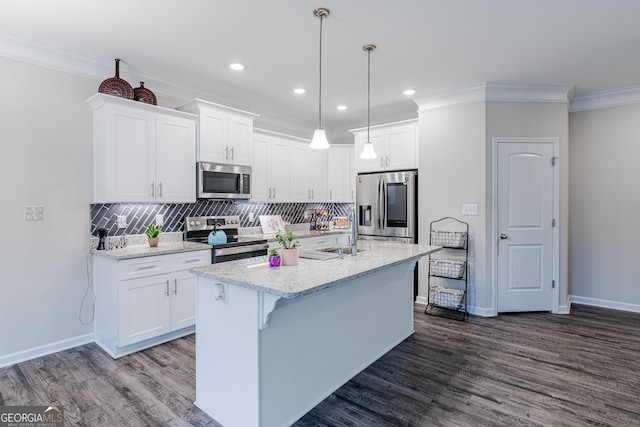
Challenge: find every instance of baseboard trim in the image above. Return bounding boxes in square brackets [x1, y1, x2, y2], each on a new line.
[569, 295, 640, 314]
[0, 333, 94, 369]
[415, 296, 495, 317]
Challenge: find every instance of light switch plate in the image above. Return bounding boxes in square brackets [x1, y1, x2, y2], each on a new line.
[462, 204, 479, 216]
[155, 214, 164, 227]
[116, 215, 127, 229]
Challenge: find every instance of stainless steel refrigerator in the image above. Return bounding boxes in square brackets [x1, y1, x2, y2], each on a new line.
[356, 170, 418, 243]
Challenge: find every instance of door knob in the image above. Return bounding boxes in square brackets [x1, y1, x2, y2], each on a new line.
[500, 233, 508, 240]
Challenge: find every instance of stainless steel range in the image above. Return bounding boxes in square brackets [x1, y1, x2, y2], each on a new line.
[184, 215, 268, 263]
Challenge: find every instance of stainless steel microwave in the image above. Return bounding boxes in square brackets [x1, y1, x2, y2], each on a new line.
[197, 162, 251, 199]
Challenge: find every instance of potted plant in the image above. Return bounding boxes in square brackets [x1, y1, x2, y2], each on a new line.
[275, 230, 299, 266]
[268, 248, 281, 267]
[146, 224, 161, 247]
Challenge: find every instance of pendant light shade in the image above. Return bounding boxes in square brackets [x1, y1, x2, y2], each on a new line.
[310, 128, 329, 149]
[360, 44, 378, 159]
[310, 7, 330, 150]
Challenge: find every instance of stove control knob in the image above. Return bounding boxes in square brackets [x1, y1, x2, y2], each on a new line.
[195, 220, 201, 226]
[189, 221, 195, 226]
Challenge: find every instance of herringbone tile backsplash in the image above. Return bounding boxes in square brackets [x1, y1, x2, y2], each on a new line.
[90, 201, 353, 236]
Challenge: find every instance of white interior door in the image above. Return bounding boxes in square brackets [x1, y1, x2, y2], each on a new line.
[497, 140, 555, 312]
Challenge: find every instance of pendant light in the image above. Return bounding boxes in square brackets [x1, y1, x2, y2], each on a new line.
[310, 7, 330, 150]
[360, 44, 378, 159]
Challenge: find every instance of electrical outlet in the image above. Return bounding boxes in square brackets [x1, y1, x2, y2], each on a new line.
[116, 215, 127, 229]
[248, 212, 255, 222]
[462, 204, 479, 216]
[155, 214, 164, 227]
[25, 206, 44, 221]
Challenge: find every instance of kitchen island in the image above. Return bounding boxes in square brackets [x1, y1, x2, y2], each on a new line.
[191, 240, 441, 427]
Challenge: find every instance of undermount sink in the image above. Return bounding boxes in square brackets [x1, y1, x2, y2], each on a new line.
[319, 246, 364, 254]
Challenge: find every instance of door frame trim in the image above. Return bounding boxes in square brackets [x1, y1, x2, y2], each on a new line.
[491, 137, 560, 315]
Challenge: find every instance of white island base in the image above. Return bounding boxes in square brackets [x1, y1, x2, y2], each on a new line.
[195, 258, 418, 427]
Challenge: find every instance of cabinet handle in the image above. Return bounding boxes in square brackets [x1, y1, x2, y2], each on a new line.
[150, 181, 155, 197]
[173, 278, 178, 295]
[230, 146, 234, 161]
[136, 265, 157, 270]
[165, 280, 170, 296]
[307, 189, 311, 199]
[352, 190, 354, 199]
[386, 156, 390, 166]
[158, 182, 163, 197]
[273, 187, 276, 199]
[225, 146, 229, 160]
[268, 187, 272, 199]
[330, 189, 332, 200]
[380, 157, 384, 167]
[183, 259, 200, 264]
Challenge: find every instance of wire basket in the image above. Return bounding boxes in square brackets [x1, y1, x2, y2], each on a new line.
[430, 230, 467, 248]
[430, 287, 466, 310]
[430, 259, 466, 279]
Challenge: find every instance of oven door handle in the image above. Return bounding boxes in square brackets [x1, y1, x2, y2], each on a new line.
[213, 243, 269, 257]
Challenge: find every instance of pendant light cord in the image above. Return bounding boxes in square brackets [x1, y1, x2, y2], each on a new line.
[318, 12, 324, 129]
[367, 47, 371, 143]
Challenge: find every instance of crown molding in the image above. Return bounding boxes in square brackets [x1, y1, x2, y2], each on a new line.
[414, 82, 574, 112]
[0, 29, 317, 133]
[569, 85, 640, 112]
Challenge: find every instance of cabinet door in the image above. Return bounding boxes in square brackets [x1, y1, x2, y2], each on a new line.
[269, 137, 290, 201]
[155, 113, 196, 202]
[328, 146, 353, 202]
[289, 143, 310, 202]
[198, 106, 227, 163]
[386, 124, 417, 170]
[228, 115, 253, 166]
[103, 105, 156, 202]
[251, 134, 271, 202]
[118, 275, 171, 347]
[354, 130, 384, 173]
[170, 270, 197, 331]
[309, 149, 328, 201]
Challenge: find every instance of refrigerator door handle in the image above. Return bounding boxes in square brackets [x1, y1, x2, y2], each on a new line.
[381, 179, 387, 231]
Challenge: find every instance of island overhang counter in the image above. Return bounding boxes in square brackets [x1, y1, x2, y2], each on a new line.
[191, 240, 441, 427]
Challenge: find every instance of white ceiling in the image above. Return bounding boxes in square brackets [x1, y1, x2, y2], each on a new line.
[2, 0, 640, 137]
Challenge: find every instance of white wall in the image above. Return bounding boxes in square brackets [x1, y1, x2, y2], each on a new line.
[418, 100, 570, 314]
[417, 102, 487, 309]
[0, 57, 96, 358]
[486, 101, 570, 310]
[569, 103, 640, 306]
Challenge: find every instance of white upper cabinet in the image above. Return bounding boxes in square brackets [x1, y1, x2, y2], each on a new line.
[328, 146, 355, 203]
[289, 143, 329, 202]
[252, 131, 291, 202]
[178, 99, 258, 166]
[352, 119, 418, 173]
[87, 93, 197, 203]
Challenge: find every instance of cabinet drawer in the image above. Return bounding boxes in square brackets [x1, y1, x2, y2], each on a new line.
[118, 255, 169, 280]
[173, 250, 211, 269]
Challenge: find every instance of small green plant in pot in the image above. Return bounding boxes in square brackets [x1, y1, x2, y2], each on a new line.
[146, 224, 161, 247]
[268, 248, 281, 267]
[276, 231, 299, 266]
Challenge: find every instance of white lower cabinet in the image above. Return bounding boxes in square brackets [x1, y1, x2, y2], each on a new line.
[94, 249, 210, 357]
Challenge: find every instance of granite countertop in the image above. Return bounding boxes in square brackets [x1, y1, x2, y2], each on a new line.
[191, 240, 441, 298]
[92, 241, 211, 260]
[241, 228, 350, 242]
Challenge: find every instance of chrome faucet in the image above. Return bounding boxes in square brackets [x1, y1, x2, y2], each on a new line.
[349, 208, 357, 256]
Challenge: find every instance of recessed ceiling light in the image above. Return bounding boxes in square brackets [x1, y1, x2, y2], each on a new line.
[294, 88, 306, 94]
[337, 105, 347, 110]
[403, 89, 415, 96]
[230, 63, 245, 71]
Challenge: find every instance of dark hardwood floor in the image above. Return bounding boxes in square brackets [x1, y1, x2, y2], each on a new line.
[1, 304, 639, 426]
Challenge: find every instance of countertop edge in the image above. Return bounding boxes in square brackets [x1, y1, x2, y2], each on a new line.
[192, 245, 441, 298]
